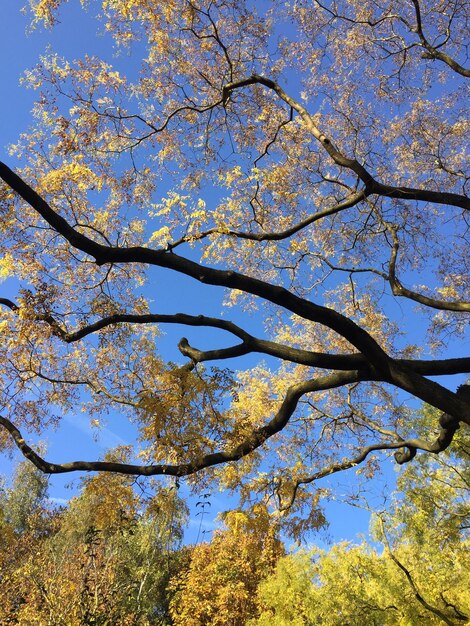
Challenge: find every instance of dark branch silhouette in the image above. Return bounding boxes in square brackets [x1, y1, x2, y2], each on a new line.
[0, 158, 469, 477]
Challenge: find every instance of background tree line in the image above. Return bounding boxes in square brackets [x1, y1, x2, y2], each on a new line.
[2, 409, 468, 625]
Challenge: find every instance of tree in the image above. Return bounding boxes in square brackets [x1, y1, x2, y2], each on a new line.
[0, 452, 189, 625]
[252, 417, 470, 625]
[0, 1, 469, 524]
[253, 541, 469, 626]
[0, 461, 58, 625]
[169, 505, 284, 625]
[0, 458, 49, 534]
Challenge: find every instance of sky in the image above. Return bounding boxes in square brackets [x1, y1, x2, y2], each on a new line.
[0, 2, 434, 547]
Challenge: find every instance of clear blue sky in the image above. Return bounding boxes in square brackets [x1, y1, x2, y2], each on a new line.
[0, 3, 419, 546]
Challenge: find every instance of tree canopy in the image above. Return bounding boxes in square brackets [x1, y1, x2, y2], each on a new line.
[0, 0, 469, 527]
[0, 459, 189, 625]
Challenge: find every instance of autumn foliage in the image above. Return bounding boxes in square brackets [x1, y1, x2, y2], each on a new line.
[0, 0, 468, 535]
[1, 431, 468, 625]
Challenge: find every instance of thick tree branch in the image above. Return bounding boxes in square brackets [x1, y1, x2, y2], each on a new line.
[1, 161, 469, 424]
[0, 161, 392, 373]
[2, 299, 469, 378]
[392, 384, 470, 464]
[0, 162, 106, 260]
[0, 371, 362, 475]
[419, 48, 470, 78]
[0, 298, 19, 310]
[178, 336, 470, 378]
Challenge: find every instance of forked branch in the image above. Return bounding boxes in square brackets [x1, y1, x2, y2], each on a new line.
[3, 297, 469, 376]
[222, 75, 470, 211]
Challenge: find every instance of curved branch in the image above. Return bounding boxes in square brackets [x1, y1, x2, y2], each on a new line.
[394, 384, 470, 463]
[0, 298, 19, 310]
[61, 312, 254, 345]
[0, 160, 392, 373]
[167, 190, 366, 249]
[280, 442, 406, 510]
[312, 238, 470, 312]
[439, 593, 469, 622]
[2, 299, 469, 377]
[379, 516, 459, 626]
[222, 75, 470, 211]
[419, 48, 470, 78]
[280, 418, 463, 511]
[0, 371, 363, 476]
[411, 0, 470, 78]
[178, 336, 470, 379]
[388, 226, 470, 312]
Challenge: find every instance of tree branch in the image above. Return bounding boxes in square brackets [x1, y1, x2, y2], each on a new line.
[0, 371, 363, 475]
[313, 0, 470, 77]
[1, 160, 470, 424]
[411, 0, 470, 78]
[2, 298, 469, 379]
[222, 76, 470, 211]
[167, 190, 366, 249]
[379, 516, 459, 626]
[393, 384, 469, 463]
[278, 421, 464, 511]
[387, 226, 470, 312]
[0, 161, 393, 375]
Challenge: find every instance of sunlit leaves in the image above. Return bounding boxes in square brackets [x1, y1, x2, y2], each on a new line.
[169, 504, 283, 626]
[253, 433, 470, 625]
[0, 0, 465, 529]
[0, 459, 189, 624]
